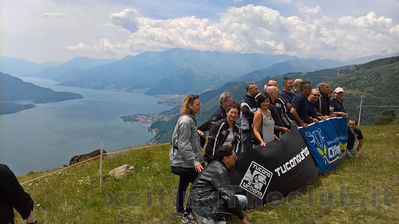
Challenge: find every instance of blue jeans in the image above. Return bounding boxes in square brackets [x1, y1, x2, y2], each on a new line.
[242, 131, 253, 152]
[171, 166, 198, 213]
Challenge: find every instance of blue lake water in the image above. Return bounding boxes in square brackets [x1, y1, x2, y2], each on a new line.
[0, 77, 171, 175]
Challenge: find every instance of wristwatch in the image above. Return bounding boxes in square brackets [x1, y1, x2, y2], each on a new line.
[28, 220, 38, 224]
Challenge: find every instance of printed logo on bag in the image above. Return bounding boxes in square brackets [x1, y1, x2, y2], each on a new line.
[239, 161, 273, 199]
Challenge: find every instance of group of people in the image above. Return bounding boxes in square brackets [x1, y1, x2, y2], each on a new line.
[169, 78, 364, 224]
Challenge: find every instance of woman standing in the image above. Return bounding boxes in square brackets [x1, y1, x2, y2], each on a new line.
[253, 92, 278, 147]
[204, 103, 242, 162]
[170, 94, 204, 223]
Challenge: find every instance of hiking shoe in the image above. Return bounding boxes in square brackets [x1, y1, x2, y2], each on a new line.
[349, 149, 359, 158]
[175, 211, 184, 218]
[182, 213, 196, 224]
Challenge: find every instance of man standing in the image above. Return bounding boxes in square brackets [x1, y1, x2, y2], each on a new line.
[308, 89, 327, 121]
[198, 92, 233, 132]
[280, 77, 296, 111]
[190, 145, 251, 224]
[263, 79, 278, 92]
[240, 82, 259, 152]
[265, 86, 291, 135]
[346, 119, 364, 158]
[315, 82, 332, 116]
[330, 87, 348, 117]
[293, 78, 303, 94]
[290, 81, 317, 129]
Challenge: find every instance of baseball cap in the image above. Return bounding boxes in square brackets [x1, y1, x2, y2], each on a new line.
[334, 87, 344, 93]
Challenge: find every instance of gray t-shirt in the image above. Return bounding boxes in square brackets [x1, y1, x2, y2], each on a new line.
[261, 111, 275, 143]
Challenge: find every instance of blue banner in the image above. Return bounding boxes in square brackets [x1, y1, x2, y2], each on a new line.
[299, 117, 348, 174]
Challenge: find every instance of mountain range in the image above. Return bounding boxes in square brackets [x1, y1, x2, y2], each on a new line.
[56, 48, 294, 95]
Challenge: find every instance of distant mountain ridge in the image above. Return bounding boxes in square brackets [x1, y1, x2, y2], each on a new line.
[57, 48, 295, 95]
[234, 58, 345, 82]
[0, 56, 54, 76]
[30, 57, 116, 81]
[0, 72, 83, 114]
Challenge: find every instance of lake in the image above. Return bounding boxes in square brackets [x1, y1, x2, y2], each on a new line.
[0, 77, 171, 175]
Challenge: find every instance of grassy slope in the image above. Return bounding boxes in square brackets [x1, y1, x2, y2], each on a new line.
[16, 125, 399, 224]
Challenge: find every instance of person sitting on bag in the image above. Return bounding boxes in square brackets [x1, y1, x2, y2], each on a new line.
[190, 145, 251, 224]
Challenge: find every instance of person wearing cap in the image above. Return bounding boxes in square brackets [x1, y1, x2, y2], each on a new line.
[330, 87, 348, 117]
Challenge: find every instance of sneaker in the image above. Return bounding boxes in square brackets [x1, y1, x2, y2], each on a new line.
[182, 213, 196, 224]
[175, 211, 184, 218]
[350, 149, 359, 158]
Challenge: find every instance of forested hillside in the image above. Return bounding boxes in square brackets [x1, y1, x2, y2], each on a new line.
[152, 56, 399, 143]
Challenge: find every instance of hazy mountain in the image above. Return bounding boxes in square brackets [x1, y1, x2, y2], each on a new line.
[59, 48, 294, 95]
[234, 58, 345, 82]
[151, 56, 399, 142]
[0, 102, 36, 115]
[30, 57, 116, 80]
[0, 72, 83, 114]
[0, 57, 50, 76]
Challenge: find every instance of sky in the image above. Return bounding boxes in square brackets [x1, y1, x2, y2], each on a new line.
[1, 0, 399, 63]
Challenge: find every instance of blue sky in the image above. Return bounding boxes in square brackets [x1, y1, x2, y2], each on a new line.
[1, 0, 399, 63]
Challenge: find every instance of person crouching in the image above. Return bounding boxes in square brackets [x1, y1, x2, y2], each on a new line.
[190, 145, 251, 224]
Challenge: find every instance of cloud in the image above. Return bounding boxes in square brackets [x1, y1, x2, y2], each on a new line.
[103, 4, 399, 60]
[65, 42, 89, 50]
[41, 12, 65, 17]
[110, 8, 140, 33]
[62, 4, 399, 61]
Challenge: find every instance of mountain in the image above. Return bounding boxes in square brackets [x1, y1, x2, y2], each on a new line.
[0, 72, 83, 114]
[58, 48, 294, 95]
[151, 56, 399, 142]
[30, 57, 116, 80]
[234, 58, 345, 82]
[328, 56, 399, 125]
[0, 102, 36, 115]
[0, 56, 52, 76]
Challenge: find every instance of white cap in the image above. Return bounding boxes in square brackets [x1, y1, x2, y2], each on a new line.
[334, 87, 344, 93]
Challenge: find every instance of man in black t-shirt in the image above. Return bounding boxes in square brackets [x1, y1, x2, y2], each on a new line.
[346, 119, 364, 158]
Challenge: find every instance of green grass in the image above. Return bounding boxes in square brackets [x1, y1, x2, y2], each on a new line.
[15, 125, 399, 223]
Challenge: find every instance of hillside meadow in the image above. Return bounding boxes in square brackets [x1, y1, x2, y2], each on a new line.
[14, 125, 399, 224]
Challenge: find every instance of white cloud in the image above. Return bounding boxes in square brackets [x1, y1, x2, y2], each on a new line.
[110, 8, 140, 33]
[100, 4, 399, 60]
[41, 12, 65, 17]
[65, 42, 89, 50]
